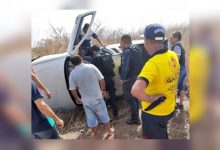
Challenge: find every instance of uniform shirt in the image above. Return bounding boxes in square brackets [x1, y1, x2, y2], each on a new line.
[120, 45, 142, 80]
[172, 42, 182, 56]
[69, 63, 104, 104]
[138, 49, 180, 116]
[80, 30, 98, 48]
[32, 81, 51, 133]
[171, 42, 185, 67]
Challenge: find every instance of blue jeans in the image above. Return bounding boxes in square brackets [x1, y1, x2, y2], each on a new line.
[83, 99, 110, 128]
[122, 77, 140, 121]
[177, 66, 187, 96]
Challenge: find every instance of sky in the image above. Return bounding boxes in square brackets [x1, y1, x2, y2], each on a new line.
[1, 0, 218, 47]
[0, 0, 220, 46]
[31, 8, 189, 46]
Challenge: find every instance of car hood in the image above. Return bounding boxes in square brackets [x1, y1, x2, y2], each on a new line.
[32, 53, 69, 65]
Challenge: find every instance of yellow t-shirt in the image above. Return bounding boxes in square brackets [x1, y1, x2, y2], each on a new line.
[138, 50, 180, 116]
[190, 46, 209, 124]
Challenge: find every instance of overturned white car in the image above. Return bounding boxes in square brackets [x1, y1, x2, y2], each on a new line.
[32, 11, 125, 109]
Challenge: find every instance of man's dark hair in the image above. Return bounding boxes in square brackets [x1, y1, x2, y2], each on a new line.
[172, 31, 182, 41]
[91, 45, 100, 52]
[70, 55, 83, 66]
[83, 23, 90, 32]
[121, 34, 132, 44]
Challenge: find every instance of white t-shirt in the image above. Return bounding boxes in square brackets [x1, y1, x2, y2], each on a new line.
[69, 63, 104, 104]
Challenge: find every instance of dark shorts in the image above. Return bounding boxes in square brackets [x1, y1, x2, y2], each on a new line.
[141, 111, 174, 139]
[33, 127, 60, 139]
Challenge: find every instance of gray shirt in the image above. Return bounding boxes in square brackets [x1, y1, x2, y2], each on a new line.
[69, 63, 104, 104]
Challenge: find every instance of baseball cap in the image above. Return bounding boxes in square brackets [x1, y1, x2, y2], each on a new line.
[144, 23, 165, 41]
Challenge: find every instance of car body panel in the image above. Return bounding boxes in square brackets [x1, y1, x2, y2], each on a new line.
[32, 52, 76, 109]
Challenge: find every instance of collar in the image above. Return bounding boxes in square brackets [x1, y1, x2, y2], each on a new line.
[172, 41, 181, 46]
[123, 44, 133, 51]
[151, 48, 168, 58]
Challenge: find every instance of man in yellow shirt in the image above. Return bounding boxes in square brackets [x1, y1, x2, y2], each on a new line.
[131, 24, 180, 139]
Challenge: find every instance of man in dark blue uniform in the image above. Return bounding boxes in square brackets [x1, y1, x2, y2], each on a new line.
[170, 31, 187, 110]
[119, 34, 142, 125]
[90, 45, 119, 119]
[79, 23, 105, 54]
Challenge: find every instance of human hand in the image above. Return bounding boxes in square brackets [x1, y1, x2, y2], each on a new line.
[44, 90, 51, 99]
[148, 94, 165, 103]
[76, 98, 82, 104]
[55, 118, 64, 128]
[102, 90, 107, 98]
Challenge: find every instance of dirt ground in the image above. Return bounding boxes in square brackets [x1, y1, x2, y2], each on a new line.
[56, 97, 189, 140]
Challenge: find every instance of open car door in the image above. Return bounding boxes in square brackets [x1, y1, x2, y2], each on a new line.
[67, 11, 96, 55]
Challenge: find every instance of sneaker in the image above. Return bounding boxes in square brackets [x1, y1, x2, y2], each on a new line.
[126, 119, 141, 125]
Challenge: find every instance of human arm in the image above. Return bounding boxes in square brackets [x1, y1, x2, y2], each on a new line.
[131, 61, 164, 102]
[92, 32, 105, 47]
[131, 79, 164, 103]
[32, 81, 63, 127]
[70, 90, 82, 104]
[34, 99, 64, 127]
[99, 79, 107, 97]
[69, 73, 82, 104]
[31, 72, 51, 99]
[95, 36, 105, 47]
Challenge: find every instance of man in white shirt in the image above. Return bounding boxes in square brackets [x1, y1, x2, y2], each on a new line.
[69, 55, 114, 138]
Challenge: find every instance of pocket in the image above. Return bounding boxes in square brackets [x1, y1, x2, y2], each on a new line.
[96, 100, 106, 113]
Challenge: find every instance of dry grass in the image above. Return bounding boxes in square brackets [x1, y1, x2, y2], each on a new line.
[56, 98, 189, 140]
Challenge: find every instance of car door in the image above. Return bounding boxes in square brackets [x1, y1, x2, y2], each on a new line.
[64, 11, 97, 107]
[67, 11, 96, 55]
